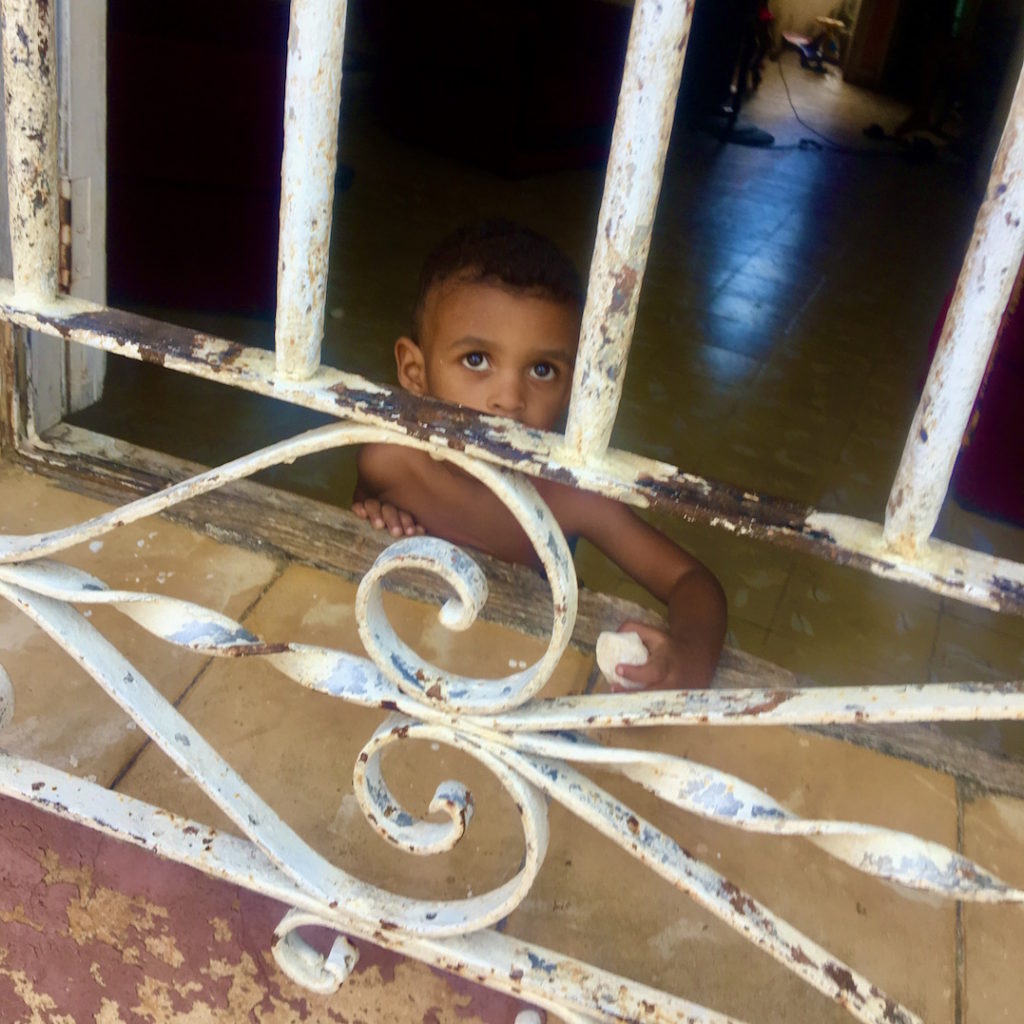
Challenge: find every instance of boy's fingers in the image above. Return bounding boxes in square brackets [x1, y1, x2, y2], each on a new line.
[611, 622, 670, 689]
[615, 660, 662, 687]
[358, 499, 390, 531]
[381, 504, 405, 537]
[357, 500, 423, 537]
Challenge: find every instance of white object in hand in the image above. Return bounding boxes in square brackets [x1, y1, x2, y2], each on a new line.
[596, 630, 649, 689]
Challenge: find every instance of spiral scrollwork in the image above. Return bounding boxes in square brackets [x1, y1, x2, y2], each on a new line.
[355, 455, 577, 714]
[272, 908, 360, 995]
[0, 421, 578, 713]
[6, 420, 1023, 1022]
[351, 714, 550, 930]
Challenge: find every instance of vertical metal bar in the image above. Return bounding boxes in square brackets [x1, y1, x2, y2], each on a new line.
[563, 0, 694, 460]
[275, 0, 347, 380]
[883, 59, 1024, 554]
[1, 0, 58, 299]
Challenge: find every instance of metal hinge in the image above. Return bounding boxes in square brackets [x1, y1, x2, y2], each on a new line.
[58, 176, 71, 294]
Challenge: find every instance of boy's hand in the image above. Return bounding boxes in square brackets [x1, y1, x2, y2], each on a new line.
[610, 620, 711, 692]
[352, 498, 425, 538]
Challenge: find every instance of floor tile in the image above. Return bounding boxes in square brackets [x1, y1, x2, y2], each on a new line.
[928, 609, 1024, 759]
[0, 465, 280, 784]
[764, 558, 941, 686]
[962, 793, 1024, 1022]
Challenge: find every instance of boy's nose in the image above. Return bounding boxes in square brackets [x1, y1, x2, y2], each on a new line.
[488, 374, 526, 418]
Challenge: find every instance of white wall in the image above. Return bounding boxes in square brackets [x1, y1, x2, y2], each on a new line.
[772, 0, 860, 38]
[772, 0, 827, 36]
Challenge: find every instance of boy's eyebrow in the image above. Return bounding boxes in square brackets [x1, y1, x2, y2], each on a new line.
[447, 335, 493, 350]
[533, 347, 576, 364]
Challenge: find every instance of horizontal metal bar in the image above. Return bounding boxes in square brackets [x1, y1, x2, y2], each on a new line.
[480, 681, 1024, 732]
[884, 54, 1024, 554]
[2, 289, 1023, 615]
[565, 0, 694, 460]
[275, 0, 347, 380]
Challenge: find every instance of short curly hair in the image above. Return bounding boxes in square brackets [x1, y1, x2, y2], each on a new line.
[412, 219, 584, 341]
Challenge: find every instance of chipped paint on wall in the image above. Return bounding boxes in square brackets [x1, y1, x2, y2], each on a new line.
[0, 797, 542, 1024]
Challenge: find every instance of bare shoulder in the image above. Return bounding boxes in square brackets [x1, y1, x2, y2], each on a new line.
[356, 444, 542, 562]
[358, 442, 462, 499]
[355, 442, 426, 490]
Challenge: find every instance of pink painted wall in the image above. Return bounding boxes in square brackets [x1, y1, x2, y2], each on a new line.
[0, 797, 541, 1023]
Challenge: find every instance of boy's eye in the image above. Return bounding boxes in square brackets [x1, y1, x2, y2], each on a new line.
[530, 361, 557, 380]
[462, 352, 489, 371]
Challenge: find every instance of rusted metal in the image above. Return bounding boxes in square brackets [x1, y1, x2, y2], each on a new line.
[5, 430, 1023, 1017]
[884, 58, 1024, 554]
[564, 0, 695, 460]
[272, 909, 360, 995]
[3, 294, 1024, 615]
[275, 0, 347, 380]
[1, 0, 58, 298]
[4, 456, 1019, 999]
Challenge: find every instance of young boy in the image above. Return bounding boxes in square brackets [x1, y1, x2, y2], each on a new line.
[353, 220, 726, 690]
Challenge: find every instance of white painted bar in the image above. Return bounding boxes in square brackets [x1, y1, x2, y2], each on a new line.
[1, 0, 58, 299]
[883, 57, 1024, 554]
[274, 0, 347, 380]
[564, 0, 694, 460]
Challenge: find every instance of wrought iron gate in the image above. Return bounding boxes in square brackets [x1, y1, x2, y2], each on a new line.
[0, 1, 1023, 1022]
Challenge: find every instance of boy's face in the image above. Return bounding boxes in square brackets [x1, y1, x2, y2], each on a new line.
[395, 280, 579, 431]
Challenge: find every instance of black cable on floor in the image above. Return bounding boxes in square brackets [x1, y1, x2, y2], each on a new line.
[771, 57, 939, 160]
[775, 56, 858, 152]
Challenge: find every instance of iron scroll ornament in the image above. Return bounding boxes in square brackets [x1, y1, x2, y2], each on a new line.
[1, 423, 1023, 1024]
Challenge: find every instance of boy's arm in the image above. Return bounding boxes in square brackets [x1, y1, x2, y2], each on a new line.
[548, 484, 726, 690]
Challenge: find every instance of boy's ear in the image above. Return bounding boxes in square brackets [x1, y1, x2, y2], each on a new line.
[394, 337, 427, 395]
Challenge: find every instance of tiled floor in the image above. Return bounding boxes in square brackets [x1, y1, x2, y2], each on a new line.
[67, 55, 1024, 768]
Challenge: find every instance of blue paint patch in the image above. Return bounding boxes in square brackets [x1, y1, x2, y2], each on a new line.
[168, 621, 257, 647]
[526, 952, 557, 973]
[689, 780, 742, 817]
[554, 731, 585, 745]
[389, 652, 419, 685]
